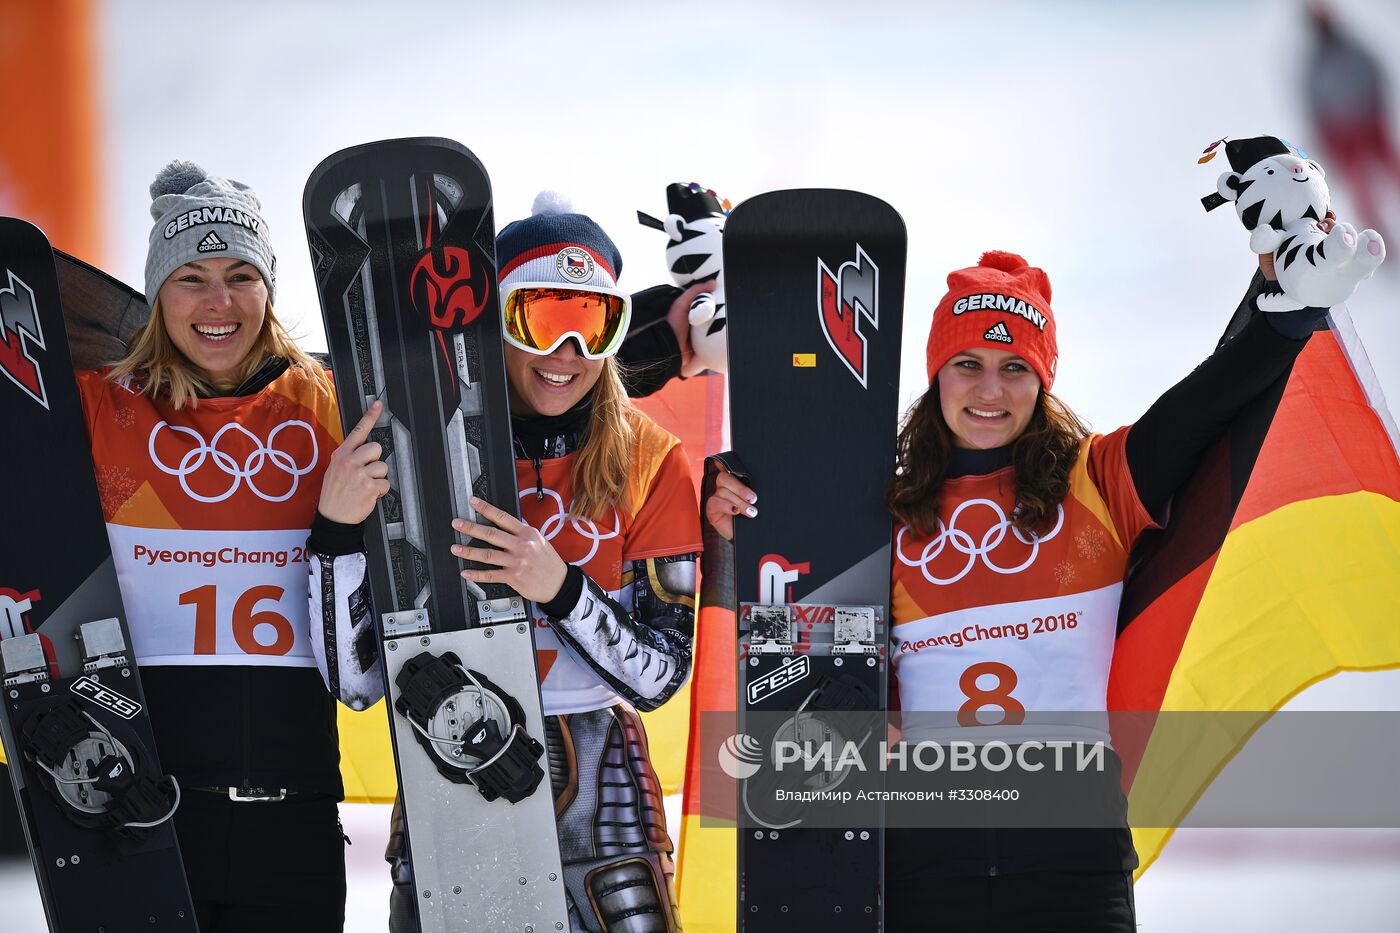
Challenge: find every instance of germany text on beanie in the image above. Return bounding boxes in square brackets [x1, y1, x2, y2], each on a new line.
[924, 250, 1058, 389]
[144, 161, 276, 307]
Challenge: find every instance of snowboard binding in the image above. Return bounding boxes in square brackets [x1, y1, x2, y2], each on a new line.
[740, 602, 885, 830]
[19, 700, 180, 839]
[750, 670, 882, 820]
[394, 650, 546, 802]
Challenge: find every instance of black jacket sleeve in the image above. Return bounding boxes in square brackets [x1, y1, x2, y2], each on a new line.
[1124, 272, 1326, 517]
[619, 284, 684, 398]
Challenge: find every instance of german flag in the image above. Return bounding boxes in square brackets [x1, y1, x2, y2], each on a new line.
[671, 458, 738, 932]
[1108, 278, 1400, 874]
[632, 373, 736, 931]
[630, 371, 729, 801]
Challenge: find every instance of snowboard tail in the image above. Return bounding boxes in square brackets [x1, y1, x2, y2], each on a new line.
[304, 138, 566, 932]
[0, 217, 196, 931]
[724, 190, 906, 931]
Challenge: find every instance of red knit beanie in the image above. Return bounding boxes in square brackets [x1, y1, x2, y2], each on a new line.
[924, 251, 1058, 389]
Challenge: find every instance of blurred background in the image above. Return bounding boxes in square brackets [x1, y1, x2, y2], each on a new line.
[2, 0, 1398, 929]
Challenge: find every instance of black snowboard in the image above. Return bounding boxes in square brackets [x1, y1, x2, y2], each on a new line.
[2, 247, 153, 860]
[0, 217, 196, 931]
[304, 138, 566, 932]
[724, 190, 906, 930]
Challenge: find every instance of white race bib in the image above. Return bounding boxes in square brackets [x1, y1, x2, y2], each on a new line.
[107, 524, 315, 667]
[891, 583, 1121, 745]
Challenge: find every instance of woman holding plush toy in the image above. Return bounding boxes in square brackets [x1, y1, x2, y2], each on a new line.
[877, 244, 1330, 932]
[706, 136, 1379, 931]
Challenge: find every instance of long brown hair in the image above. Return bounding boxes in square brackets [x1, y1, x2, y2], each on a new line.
[109, 298, 320, 409]
[570, 356, 636, 521]
[887, 381, 1088, 536]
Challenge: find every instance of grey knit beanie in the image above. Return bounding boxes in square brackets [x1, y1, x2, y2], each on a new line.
[144, 161, 276, 306]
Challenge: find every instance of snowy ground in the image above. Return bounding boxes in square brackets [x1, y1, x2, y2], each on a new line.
[4, 0, 1400, 929]
[5, 669, 1400, 931]
[5, 817, 1400, 932]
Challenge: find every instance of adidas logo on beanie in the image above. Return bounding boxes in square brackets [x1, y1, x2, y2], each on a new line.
[197, 231, 227, 253]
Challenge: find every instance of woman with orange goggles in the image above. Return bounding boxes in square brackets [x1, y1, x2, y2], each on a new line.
[502, 282, 631, 360]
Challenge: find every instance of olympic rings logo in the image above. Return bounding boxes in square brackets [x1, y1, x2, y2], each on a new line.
[148, 420, 319, 504]
[896, 499, 1064, 586]
[520, 486, 619, 567]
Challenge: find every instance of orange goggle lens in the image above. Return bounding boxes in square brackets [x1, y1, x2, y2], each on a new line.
[502, 286, 631, 359]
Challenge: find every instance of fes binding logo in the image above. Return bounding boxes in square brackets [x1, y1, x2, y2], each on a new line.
[72, 675, 143, 721]
[747, 654, 811, 705]
[0, 270, 50, 410]
[817, 244, 880, 388]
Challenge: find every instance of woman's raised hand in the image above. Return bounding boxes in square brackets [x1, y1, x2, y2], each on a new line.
[705, 468, 758, 542]
[317, 401, 390, 524]
[668, 279, 718, 372]
[1259, 209, 1337, 280]
[452, 496, 569, 604]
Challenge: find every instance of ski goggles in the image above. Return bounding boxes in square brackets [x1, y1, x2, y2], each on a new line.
[501, 283, 631, 360]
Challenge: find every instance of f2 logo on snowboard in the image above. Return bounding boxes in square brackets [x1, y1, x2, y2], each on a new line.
[0, 270, 50, 410]
[817, 245, 879, 388]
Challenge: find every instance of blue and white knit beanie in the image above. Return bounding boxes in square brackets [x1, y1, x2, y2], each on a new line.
[144, 160, 277, 307]
[496, 192, 623, 294]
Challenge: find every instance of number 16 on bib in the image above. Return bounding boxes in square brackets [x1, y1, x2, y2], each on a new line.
[724, 190, 906, 930]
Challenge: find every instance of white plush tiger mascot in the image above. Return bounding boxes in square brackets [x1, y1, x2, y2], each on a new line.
[1204, 135, 1385, 311]
[638, 182, 730, 375]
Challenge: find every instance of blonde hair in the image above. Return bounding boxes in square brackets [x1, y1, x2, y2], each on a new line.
[570, 356, 636, 521]
[109, 298, 320, 409]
